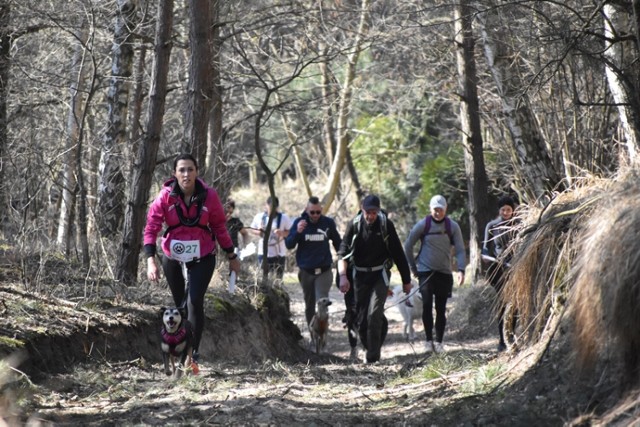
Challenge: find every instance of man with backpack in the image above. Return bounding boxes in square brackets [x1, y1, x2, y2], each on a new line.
[249, 196, 292, 280]
[404, 194, 466, 353]
[337, 195, 412, 364]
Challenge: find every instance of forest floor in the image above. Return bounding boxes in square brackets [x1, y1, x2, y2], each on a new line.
[0, 264, 632, 426]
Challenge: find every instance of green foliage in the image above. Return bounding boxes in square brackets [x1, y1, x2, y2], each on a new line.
[0, 336, 25, 349]
[350, 114, 415, 210]
[460, 363, 505, 395]
[420, 353, 480, 381]
[349, 110, 467, 230]
[206, 294, 234, 316]
[418, 145, 469, 230]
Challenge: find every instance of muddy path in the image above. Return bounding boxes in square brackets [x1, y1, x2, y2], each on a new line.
[2, 275, 605, 426]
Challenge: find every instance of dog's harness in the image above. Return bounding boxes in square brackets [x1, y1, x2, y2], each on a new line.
[161, 325, 189, 356]
[317, 318, 329, 332]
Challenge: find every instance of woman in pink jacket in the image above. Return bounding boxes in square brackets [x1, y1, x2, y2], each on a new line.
[144, 153, 241, 370]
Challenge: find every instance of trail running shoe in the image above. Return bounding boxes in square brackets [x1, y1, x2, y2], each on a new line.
[349, 346, 359, 362]
[191, 351, 200, 375]
[425, 340, 434, 353]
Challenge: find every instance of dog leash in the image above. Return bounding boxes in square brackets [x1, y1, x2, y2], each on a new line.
[383, 271, 434, 312]
[179, 261, 190, 310]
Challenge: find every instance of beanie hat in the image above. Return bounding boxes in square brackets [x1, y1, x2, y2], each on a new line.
[497, 196, 515, 210]
[362, 194, 381, 210]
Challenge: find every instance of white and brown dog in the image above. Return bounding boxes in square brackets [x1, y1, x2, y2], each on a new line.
[309, 297, 332, 354]
[390, 283, 423, 341]
[160, 307, 194, 378]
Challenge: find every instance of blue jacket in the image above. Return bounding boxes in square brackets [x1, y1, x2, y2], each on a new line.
[285, 212, 341, 270]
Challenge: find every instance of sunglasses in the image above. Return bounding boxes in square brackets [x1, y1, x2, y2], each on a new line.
[308, 210, 321, 215]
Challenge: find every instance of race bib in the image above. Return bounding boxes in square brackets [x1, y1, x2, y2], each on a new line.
[169, 240, 201, 262]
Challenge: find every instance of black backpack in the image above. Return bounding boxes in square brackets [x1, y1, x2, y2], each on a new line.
[343, 211, 390, 262]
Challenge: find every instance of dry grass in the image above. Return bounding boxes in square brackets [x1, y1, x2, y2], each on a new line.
[502, 177, 604, 346]
[496, 172, 640, 389]
[572, 172, 640, 385]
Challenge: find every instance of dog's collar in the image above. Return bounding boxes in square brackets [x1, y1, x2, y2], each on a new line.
[161, 324, 188, 347]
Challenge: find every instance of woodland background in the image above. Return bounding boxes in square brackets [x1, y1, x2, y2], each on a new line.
[1, 0, 639, 287]
[3, 1, 640, 424]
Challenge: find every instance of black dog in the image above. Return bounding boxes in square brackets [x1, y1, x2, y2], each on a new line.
[160, 307, 194, 378]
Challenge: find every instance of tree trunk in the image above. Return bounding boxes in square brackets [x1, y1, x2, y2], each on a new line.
[57, 24, 90, 255]
[479, 5, 561, 202]
[206, 0, 224, 191]
[603, 3, 640, 165]
[323, 0, 370, 211]
[183, 0, 213, 170]
[117, 0, 174, 285]
[76, 128, 90, 267]
[252, 90, 278, 287]
[276, 92, 311, 196]
[97, 0, 139, 238]
[344, 138, 364, 201]
[0, 0, 9, 236]
[127, 41, 148, 175]
[455, 1, 490, 285]
[319, 51, 337, 163]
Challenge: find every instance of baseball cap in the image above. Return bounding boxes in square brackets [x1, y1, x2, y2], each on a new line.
[362, 195, 381, 210]
[429, 195, 447, 210]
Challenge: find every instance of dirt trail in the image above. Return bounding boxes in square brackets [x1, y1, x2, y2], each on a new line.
[288, 279, 490, 362]
[3, 276, 591, 426]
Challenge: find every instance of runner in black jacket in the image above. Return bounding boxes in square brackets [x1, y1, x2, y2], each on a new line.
[337, 195, 412, 364]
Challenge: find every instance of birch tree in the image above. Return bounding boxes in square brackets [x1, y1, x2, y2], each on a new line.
[478, 3, 561, 202]
[97, 0, 139, 237]
[0, 0, 8, 234]
[602, 3, 640, 165]
[56, 23, 90, 254]
[322, 0, 370, 212]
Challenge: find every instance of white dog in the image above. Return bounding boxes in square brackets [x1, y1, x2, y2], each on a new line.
[390, 283, 423, 341]
[309, 297, 332, 354]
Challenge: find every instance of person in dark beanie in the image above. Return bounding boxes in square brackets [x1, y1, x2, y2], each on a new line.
[482, 195, 519, 351]
[337, 195, 412, 364]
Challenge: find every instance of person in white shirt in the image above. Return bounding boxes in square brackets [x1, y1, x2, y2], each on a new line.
[249, 196, 292, 280]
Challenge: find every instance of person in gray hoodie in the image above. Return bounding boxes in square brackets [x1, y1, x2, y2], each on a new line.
[404, 195, 466, 353]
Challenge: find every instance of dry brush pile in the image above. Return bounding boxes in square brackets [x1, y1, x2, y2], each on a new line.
[500, 172, 640, 406]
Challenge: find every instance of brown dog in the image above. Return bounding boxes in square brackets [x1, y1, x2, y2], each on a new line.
[309, 298, 332, 354]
